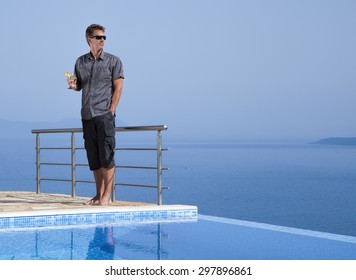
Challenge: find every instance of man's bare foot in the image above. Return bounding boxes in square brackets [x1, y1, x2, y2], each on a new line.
[84, 196, 101, 205]
[99, 197, 111, 206]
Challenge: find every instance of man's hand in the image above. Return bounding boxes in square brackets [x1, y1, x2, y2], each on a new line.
[67, 77, 77, 90]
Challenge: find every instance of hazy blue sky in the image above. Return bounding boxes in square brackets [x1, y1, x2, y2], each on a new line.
[0, 0, 355, 141]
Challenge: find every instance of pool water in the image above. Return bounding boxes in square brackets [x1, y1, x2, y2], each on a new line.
[1, 215, 356, 260]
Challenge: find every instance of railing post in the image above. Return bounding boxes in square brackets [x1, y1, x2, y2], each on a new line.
[71, 132, 76, 197]
[157, 130, 163, 205]
[35, 133, 41, 194]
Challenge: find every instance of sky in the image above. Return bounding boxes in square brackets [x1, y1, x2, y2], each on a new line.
[0, 0, 355, 142]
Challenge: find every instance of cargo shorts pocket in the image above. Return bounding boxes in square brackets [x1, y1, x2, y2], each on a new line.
[104, 113, 116, 150]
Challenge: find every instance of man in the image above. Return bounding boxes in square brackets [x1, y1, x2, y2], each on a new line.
[67, 24, 124, 205]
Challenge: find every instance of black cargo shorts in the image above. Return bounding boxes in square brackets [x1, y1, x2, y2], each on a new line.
[82, 112, 116, 171]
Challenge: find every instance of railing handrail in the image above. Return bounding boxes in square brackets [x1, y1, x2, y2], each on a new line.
[31, 125, 168, 134]
[32, 125, 168, 205]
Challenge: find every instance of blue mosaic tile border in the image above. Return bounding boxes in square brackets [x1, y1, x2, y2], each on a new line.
[0, 209, 198, 230]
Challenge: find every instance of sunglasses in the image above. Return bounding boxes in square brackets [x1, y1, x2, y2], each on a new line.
[90, 35, 106, 40]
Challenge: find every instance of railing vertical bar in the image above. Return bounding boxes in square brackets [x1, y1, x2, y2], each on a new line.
[157, 130, 162, 205]
[71, 132, 76, 197]
[36, 133, 41, 194]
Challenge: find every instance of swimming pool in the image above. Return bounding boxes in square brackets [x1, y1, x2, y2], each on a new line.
[1, 214, 356, 260]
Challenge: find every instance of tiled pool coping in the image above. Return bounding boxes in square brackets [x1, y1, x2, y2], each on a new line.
[0, 192, 198, 230]
[0, 206, 198, 230]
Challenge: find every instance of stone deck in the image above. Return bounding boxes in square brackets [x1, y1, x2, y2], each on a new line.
[0, 191, 151, 213]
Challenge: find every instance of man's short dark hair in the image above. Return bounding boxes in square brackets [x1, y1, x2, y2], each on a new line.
[86, 24, 105, 45]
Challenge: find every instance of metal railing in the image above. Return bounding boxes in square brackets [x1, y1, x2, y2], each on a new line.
[31, 125, 168, 205]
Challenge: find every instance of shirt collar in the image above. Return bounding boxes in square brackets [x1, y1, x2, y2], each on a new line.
[87, 50, 105, 61]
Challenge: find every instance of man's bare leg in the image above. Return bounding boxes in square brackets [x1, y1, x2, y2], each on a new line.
[84, 169, 104, 205]
[100, 166, 115, 205]
[84, 167, 114, 205]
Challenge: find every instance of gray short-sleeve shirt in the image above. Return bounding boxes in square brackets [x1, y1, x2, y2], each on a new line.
[74, 51, 124, 120]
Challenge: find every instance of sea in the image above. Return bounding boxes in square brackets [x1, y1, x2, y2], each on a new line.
[1, 135, 356, 237]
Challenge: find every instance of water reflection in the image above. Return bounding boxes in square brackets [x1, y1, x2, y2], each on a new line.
[114, 223, 167, 260]
[85, 223, 168, 259]
[86, 226, 115, 260]
[0, 222, 169, 260]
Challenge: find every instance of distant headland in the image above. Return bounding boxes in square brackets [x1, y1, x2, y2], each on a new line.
[313, 137, 356, 146]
